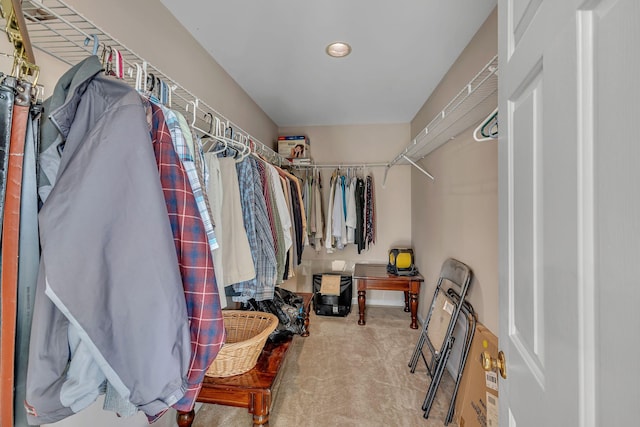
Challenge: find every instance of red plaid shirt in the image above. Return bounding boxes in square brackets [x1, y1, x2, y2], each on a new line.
[148, 102, 225, 416]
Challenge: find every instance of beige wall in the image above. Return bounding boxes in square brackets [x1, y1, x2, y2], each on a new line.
[410, 8, 498, 332]
[279, 124, 413, 306]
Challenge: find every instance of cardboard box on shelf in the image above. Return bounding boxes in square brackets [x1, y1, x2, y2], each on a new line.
[455, 322, 499, 427]
[278, 135, 309, 159]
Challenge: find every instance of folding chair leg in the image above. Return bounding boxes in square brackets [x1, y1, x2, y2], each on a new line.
[422, 341, 453, 417]
[444, 318, 476, 426]
[408, 326, 427, 372]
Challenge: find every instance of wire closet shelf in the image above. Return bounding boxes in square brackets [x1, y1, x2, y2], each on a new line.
[389, 54, 498, 168]
[3, 0, 289, 166]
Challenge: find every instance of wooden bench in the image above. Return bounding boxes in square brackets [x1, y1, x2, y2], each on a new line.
[177, 292, 312, 427]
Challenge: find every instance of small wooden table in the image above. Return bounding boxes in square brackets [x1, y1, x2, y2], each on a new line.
[176, 292, 312, 427]
[353, 263, 424, 329]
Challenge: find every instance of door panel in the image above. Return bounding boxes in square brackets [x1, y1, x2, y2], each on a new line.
[510, 70, 545, 387]
[499, 0, 639, 425]
[511, 0, 543, 46]
[592, 1, 640, 425]
[500, 1, 582, 426]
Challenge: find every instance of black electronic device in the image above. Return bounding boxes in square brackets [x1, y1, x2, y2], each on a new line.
[312, 273, 352, 317]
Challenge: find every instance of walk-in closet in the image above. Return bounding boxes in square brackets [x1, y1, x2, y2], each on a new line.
[1, 1, 638, 426]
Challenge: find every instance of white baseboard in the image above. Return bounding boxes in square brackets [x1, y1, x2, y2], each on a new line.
[349, 298, 404, 307]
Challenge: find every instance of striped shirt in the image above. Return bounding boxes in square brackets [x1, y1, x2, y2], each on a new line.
[233, 157, 277, 302]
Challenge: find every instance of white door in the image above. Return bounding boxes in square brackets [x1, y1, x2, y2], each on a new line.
[498, 0, 640, 426]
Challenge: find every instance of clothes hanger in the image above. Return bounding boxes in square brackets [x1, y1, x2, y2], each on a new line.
[232, 130, 251, 162]
[83, 34, 99, 56]
[146, 72, 155, 93]
[205, 114, 231, 155]
[473, 107, 498, 142]
[101, 45, 115, 76]
[159, 79, 170, 105]
[481, 111, 498, 138]
[130, 62, 142, 92]
[200, 112, 214, 141]
[188, 99, 229, 154]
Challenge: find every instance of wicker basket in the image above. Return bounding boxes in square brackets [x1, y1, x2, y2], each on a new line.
[206, 310, 279, 378]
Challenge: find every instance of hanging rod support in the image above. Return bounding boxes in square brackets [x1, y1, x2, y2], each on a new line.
[402, 155, 434, 181]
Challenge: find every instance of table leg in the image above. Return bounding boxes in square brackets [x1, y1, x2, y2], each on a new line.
[409, 292, 419, 329]
[176, 410, 195, 427]
[358, 290, 366, 325]
[403, 291, 410, 312]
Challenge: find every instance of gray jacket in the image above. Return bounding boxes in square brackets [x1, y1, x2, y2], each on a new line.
[25, 56, 191, 424]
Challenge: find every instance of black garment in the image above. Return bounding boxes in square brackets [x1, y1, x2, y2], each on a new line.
[365, 175, 374, 248]
[289, 178, 304, 264]
[355, 177, 365, 254]
[283, 249, 290, 281]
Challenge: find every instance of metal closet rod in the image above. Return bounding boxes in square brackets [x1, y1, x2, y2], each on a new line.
[293, 162, 389, 169]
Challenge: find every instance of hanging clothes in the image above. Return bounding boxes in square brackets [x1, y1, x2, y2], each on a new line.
[267, 164, 292, 256]
[355, 176, 365, 253]
[257, 159, 286, 284]
[155, 103, 219, 253]
[13, 100, 42, 427]
[256, 160, 280, 265]
[1, 76, 32, 427]
[312, 171, 325, 251]
[280, 173, 294, 280]
[365, 174, 377, 249]
[319, 170, 376, 254]
[147, 100, 224, 416]
[203, 151, 225, 290]
[324, 171, 337, 253]
[306, 174, 314, 246]
[278, 168, 306, 264]
[234, 156, 277, 302]
[290, 177, 304, 262]
[345, 176, 357, 243]
[209, 155, 256, 286]
[26, 56, 192, 424]
[332, 174, 345, 250]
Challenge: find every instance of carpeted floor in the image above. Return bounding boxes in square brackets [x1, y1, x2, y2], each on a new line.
[193, 306, 459, 427]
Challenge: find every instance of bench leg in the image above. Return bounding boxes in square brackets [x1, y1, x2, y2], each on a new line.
[253, 413, 270, 426]
[176, 410, 195, 427]
[249, 390, 271, 426]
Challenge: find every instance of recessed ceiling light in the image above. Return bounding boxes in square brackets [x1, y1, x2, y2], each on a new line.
[326, 42, 351, 58]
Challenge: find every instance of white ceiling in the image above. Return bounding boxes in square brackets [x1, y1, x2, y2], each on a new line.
[159, 0, 496, 128]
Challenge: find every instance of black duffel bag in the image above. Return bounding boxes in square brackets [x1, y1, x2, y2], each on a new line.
[243, 287, 305, 342]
